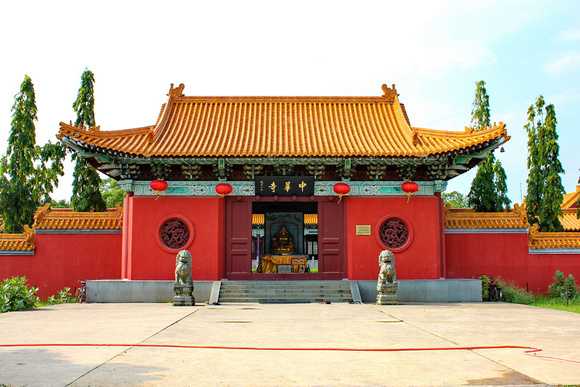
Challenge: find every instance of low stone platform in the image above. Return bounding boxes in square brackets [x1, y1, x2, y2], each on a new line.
[87, 279, 481, 303]
[87, 280, 213, 303]
[358, 279, 482, 303]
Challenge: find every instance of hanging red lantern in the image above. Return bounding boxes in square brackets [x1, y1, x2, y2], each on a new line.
[215, 183, 233, 198]
[150, 179, 168, 199]
[333, 182, 350, 203]
[401, 181, 419, 203]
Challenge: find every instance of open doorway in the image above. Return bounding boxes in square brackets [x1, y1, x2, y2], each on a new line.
[252, 202, 318, 274]
[224, 196, 345, 280]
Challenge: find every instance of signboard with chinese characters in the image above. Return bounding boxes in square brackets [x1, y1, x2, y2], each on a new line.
[256, 177, 315, 197]
[356, 225, 371, 235]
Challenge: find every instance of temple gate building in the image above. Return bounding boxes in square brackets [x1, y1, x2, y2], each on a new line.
[57, 84, 507, 282]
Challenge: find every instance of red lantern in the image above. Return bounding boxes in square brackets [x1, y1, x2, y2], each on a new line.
[215, 183, 233, 198]
[150, 180, 168, 198]
[333, 182, 350, 203]
[401, 181, 419, 203]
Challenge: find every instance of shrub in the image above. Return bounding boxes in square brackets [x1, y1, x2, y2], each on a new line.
[479, 275, 491, 300]
[0, 277, 39, 313]
[547, 270, 578, 300]
[46, 287, 77, 305]
[496, 278, 534, 305]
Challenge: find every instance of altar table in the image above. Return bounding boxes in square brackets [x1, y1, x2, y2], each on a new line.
[256, 255, 308, 273]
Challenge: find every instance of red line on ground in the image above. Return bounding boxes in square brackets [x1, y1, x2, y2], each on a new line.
[1, 343, 579, 363]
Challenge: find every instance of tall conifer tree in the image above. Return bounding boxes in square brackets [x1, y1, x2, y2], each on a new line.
[70, 69, 106, 212]
[0, 75, 65, 232]
[525, 96, 564, 231]
[467, 81, 510, 211]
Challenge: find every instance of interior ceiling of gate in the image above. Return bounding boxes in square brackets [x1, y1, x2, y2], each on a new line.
[252, 202, 318, 214]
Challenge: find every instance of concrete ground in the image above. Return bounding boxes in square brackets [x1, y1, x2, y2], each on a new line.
[0, 302, 579, 386]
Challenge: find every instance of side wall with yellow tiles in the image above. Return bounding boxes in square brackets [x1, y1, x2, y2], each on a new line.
[0, 232, 122, 299]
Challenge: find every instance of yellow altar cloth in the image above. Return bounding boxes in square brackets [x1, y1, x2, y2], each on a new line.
[256, 255, 308, 273]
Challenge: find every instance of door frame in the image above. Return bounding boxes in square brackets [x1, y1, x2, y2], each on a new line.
[224, 195, 346, 280]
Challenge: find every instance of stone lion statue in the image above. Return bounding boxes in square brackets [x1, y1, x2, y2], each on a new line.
[175, 250, 193, 286]
[378, 249, 396, 284]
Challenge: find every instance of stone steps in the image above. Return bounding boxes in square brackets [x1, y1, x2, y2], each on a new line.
[218, 280, 357, 304]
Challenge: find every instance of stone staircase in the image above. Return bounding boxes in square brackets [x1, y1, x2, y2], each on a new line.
[216, 280, 359, 304]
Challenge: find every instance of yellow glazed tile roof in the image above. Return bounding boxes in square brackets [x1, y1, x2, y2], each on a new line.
[0, 225, 35, 251]
[33, 204, 123, 230]
[58, 84, 508, 159]
[528, 224, 580, 249]
[561, 209, 580, 231]
[562, 185, 580, 209]
[444, 204, 529, 229]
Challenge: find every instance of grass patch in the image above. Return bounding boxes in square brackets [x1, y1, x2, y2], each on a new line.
[496, 276, 580, 314]
[530, 296, 580, 314]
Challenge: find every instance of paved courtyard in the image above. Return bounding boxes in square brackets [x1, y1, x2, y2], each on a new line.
[0, 302, 579, 386]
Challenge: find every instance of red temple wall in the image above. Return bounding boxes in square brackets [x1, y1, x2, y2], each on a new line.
[1, 196, 579, 299]
[445, 232, 580, 294]
[0, 233, 121, 299]
[346, 196, 444, 280]
[126, 196, 224, 281]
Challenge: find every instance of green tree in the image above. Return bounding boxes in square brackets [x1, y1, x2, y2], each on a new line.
[441, 191, 469, 208]
[0, 76, 65, 233]
[70, 69, 106, 212]
[525, 96, 564, 231]
[50, 199, 71, 208]
[467, 80, 511, 212]
[470, 80, 490, 129]
[100, 178, 126, 208]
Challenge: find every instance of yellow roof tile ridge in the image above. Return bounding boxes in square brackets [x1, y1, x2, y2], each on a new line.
[0, 225, 35, 251]
[390, 92, 416, 154]
[59, 122, 152, 139]
[33, 203, 123, 230]
[178, 95, 388, 104]
[444, 203, 529, 229]
[413, 122, 506, 139]
[147, 83, 184, 148]
[528, 223, 580, 249]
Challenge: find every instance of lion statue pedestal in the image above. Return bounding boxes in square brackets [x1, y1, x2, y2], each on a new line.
[173, 250, 195, 306]
[376, 249, 399, 305]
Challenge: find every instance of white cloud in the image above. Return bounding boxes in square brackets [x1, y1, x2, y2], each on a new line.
[554, 28, 580, 42]
[544, 51, 580, 75]
[545, 88, 580, 106]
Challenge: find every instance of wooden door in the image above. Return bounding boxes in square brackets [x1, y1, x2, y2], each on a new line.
[225, 197, 252, 276]
[318, 197, 345, 277]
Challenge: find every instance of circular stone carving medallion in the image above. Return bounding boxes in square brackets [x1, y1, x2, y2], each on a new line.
[378, 217, 409, 249]
[160, 219, 190, 249]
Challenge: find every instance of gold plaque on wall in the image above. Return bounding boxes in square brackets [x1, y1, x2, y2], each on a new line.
[356, 225, 371, 236]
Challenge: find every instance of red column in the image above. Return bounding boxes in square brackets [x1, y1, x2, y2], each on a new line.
[435, 192, 447, 278]
[121, 192, 134, 279]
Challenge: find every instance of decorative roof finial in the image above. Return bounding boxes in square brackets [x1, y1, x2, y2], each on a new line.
[381, 84, 398, 102]
[167, 83, 185, 99]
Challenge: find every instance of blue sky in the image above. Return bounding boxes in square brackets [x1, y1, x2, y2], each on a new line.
[0, 0, 578, 204]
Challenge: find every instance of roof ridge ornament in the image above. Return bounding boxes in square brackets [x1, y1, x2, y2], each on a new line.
[168, 83, 185, 99]
[381, 84, 398, 102]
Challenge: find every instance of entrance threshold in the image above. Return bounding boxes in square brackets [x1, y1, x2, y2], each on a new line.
[226, 273, 345, 281]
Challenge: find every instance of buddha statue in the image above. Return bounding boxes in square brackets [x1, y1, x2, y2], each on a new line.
[270, 226, 297, 255]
